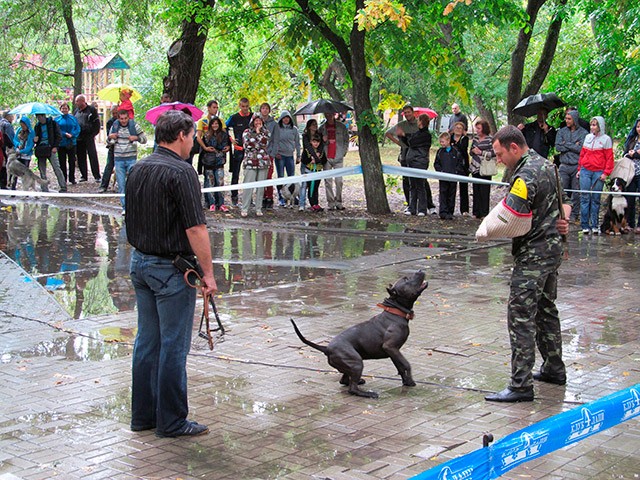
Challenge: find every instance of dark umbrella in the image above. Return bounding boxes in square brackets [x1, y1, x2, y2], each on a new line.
[512, 93, 566, 118]
[294, 99, 353, 116]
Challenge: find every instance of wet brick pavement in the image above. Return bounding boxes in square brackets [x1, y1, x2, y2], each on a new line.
[1, 227, 640, 479]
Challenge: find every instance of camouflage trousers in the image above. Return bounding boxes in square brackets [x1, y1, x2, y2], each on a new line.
[508, 262, 565, 389]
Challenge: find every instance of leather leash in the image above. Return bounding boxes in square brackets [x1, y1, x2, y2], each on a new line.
[184, 269, 225, 350]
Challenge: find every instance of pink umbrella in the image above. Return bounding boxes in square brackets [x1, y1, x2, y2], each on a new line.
[145, 102, 204, 125]
[407, 107, 438, 119]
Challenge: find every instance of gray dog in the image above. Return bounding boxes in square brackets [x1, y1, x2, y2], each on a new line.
[6, 151, 49, 191]
[280, 183, 300, 208]
[291, 270, 428, 398]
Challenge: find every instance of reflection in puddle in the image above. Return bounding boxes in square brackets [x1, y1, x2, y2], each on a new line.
[6, 335, 132, 361]
[0, 204, 450, 320]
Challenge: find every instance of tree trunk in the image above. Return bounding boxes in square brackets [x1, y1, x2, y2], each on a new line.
[350, 2, 389, 214]
[473, 95, 497, 133]
[296, 0, 389, 214]
[507, 0, 565, 125]
[60, 0, 82, 98]
[163, 0, 215, 103]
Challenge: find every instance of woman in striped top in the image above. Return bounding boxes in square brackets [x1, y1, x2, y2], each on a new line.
[470, 119, 495, 219]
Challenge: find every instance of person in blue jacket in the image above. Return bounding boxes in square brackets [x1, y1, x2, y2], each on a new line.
[55, 103, 81, 184]
[11, 116, 35, 189]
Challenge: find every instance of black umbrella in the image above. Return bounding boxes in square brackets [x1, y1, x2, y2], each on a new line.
[294, 99, 353, 116]
[512, 93, 566, 118]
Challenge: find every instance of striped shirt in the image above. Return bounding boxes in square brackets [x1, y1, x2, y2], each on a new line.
[125, 147, 206, 257]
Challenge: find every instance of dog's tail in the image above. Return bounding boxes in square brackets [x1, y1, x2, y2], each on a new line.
[290, 319, 328, 354]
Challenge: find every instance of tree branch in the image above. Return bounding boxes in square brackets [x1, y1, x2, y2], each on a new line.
[293, 0, 354, 79]
[11, 60, 73, 77]
[521, 0, 566, 97]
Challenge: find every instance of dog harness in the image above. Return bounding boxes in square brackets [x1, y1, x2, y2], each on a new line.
[377, 303, 414, 320]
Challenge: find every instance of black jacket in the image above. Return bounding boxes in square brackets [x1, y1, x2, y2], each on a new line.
[34, 118, 62, 148]
[399, 126, 431, 169]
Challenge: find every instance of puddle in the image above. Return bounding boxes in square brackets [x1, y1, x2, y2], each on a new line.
[0, 204, 467, 319]
[5, 334, 132, 362]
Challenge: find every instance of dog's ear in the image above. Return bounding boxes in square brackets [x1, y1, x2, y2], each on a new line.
[387, 286, 396, 296]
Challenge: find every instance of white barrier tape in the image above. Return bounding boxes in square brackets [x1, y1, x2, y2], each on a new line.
[201, 165, 363, 193]
[4, 162, 640, 199]
[382, 165, 508, 186]
[564, 188, 640, 197]
[0, 188, 122, 198]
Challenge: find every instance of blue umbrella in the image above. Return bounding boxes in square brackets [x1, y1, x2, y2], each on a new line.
[9, 102, 62, 116]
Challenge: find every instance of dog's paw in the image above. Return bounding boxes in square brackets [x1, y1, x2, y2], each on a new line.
[403, 379, 416, 387]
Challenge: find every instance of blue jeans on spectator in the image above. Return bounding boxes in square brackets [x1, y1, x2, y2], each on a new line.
[129, 250, 197, 436]
[203, 166, 225, 208]
[115, 157, 136, 208]
[275, 155, 295, 204]
[299, 163, 311, 210]
[579, 167, 604, 231]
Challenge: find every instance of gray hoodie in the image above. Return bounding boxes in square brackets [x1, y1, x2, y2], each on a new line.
[275, 110, 300, 158]
[555, 110, 587, 166]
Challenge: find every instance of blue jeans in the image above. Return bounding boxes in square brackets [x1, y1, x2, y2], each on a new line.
[299, 164, 311, 209]
[579, 167, 604, 230]
[275, 155, 295, 202]
[115, 157, 137, 208]
[203, 166, 225, 208]
[129, 250, 197, 435]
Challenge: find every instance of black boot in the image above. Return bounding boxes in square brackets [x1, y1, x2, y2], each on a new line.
[485, 386, 534, 403]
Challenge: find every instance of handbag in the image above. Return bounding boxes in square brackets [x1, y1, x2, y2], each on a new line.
[34, 144, 52, 158]
[479, 152, 497, 177]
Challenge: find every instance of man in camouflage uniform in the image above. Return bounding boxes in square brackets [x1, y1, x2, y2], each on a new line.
[485, 125, 572, 403]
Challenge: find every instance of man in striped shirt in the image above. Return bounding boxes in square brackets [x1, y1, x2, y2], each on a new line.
[125, 111, 217, 438]
[108, 110, 147, 211]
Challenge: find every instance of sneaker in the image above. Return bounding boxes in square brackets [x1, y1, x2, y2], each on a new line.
[95, 177, 101, 183]
[97, 187, 107, 193]
[417, 212, 426, 217]
[462, 212, 470, 217]
[79, 178, 88, 183]
[209, 205, 216, 211]
[256, 210, 263, 217]
[336, 206, 345, 211]
[121, 209, 126, 216]
[218, 205, 229, 212]
[299, 206, 305, 212]
[592, 229, 600, 235]
[581, 229, 590, 234]
[428, 208, 437, 215]
[404, 210, 412, 216]
[240, 211, 248, 217]
[156, 420, 209, 438]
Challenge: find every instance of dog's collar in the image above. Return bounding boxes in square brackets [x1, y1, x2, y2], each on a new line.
[377, 303, 414, 320]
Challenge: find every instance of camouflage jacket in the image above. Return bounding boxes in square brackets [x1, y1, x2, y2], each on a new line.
[509, 149, 569, 264]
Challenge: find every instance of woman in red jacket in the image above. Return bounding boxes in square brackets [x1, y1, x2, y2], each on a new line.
[577, 116, 614, 235]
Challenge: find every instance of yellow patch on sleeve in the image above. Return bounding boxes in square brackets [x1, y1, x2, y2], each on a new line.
[509, 178, 528, 199]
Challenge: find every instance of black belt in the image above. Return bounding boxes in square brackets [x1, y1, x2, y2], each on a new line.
[136, 250, 193, 260]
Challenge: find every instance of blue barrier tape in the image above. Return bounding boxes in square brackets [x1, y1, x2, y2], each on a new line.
[410, 383, 640, 480]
